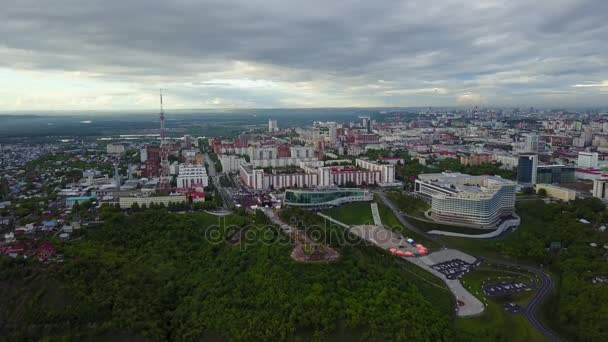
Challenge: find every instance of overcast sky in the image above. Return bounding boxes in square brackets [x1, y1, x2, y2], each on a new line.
[1, 0, 606, 111]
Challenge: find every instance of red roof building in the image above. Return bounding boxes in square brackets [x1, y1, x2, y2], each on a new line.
[36, 242, 56, 260]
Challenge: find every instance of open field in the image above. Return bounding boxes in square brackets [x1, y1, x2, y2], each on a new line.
[321, 202, 374, 225]
[456, 268, 547, 342]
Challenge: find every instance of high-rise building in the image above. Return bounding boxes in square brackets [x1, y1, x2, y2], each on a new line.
[517, 154, 538, 184]
[523, 133, 539, 153]
[577, 151, 599, 169]
[268, 118, 278, 132]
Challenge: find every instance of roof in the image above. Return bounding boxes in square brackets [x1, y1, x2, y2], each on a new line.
[66, 196, 97, 201]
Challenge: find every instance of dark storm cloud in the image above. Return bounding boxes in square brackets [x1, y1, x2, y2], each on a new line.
[1, 0, 607, 108]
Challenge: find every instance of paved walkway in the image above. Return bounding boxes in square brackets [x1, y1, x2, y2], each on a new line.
[370, 203, 383, 226]
[349, 223, 485, 317]
[316, 212, 351, 228]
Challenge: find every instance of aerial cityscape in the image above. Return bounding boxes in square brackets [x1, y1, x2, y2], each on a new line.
[1, 0, 607, 341]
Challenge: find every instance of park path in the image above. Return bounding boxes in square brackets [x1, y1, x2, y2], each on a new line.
[370, 202, 383, 226]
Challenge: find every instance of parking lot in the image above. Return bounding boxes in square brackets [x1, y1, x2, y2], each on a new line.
[483, 281, 530, 297]
[430, 259, 477, 279]
[503, 302, 523, 314]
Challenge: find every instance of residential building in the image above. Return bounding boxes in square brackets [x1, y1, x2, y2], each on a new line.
[355, 159, 397, 185]
[577, 151, 599, 169]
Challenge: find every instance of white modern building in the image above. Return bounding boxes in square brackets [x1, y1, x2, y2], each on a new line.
[577, 151, 599, 169]
[415, 172, 516, 228]
[176, 164, 209, 188]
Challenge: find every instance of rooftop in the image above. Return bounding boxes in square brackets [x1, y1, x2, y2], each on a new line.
[418, 172, 515, 197]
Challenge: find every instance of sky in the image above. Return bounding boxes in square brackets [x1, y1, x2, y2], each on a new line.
[0, 0, 607, 111]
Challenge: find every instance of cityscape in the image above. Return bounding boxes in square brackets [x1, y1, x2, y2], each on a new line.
[1, 0, 608, 341]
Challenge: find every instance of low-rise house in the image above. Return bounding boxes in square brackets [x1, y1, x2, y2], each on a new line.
[36, 242, 56, 261]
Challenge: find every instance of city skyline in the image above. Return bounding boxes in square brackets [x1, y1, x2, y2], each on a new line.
[1, 0, 607, 111]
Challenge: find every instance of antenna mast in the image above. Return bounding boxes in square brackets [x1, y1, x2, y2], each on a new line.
[159, 89, 170, 189]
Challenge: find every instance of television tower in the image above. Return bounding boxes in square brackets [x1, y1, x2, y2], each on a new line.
[159, 90, 170, 189]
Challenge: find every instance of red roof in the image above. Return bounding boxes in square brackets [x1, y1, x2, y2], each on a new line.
[36, 242, 56, 258]
[191, 191, 205, 199]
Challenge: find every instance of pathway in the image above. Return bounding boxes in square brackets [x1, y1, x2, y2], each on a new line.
[370, 202, 383, 226]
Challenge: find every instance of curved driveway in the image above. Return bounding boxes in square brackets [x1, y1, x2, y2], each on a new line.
[379, 192, 562, 342]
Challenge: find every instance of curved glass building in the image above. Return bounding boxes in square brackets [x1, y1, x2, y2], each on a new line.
[284, 188, 373, 207]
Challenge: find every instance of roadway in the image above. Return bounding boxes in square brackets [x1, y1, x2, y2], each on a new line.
[204, 153, 232, 209]
[379, 192, 562, 342]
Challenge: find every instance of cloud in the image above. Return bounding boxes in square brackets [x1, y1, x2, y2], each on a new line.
[0, 0, 607, 110]
[457, 93, 486, 106]
[572, 81, 608, 88]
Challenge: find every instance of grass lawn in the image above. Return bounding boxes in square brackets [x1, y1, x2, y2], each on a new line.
[321, 202, 374, 225]
[375, 200, 440, 249]
[387, 191, 430, 218]
[436, 200, 551, 261]
[456, 268, 547, 342]
[407, 216, 496, 235]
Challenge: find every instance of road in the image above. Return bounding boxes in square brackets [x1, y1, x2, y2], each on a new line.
[481, 257, 561, 342]
[379, 192, 562, 342]
[204, 153, 232, 209]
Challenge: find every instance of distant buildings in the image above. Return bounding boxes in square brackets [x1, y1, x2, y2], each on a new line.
[355, 159, 397, 184]
[523, 133, 539, 153]
[220, 155, 247, 173]
[268, 119, 278, 132]
[106, 143, 126, 155]
[118, 195, 188, 209]
[415, 172, 516, 228]
[577, 151, 599, 169]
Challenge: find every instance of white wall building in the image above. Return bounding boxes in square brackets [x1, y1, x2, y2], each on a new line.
[176, 164, 209, 188]
[220, 154, 247, 173]
[593, 178, 608, 201]
[355, 159, 397, 185]
[268, 119, 278, 132]
[415, 172, 516, 228]
[577, 151, 599, 169]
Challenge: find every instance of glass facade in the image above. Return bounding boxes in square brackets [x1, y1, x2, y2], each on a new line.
[536, 166, 575, 184]
[517, 156, 536, 183]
